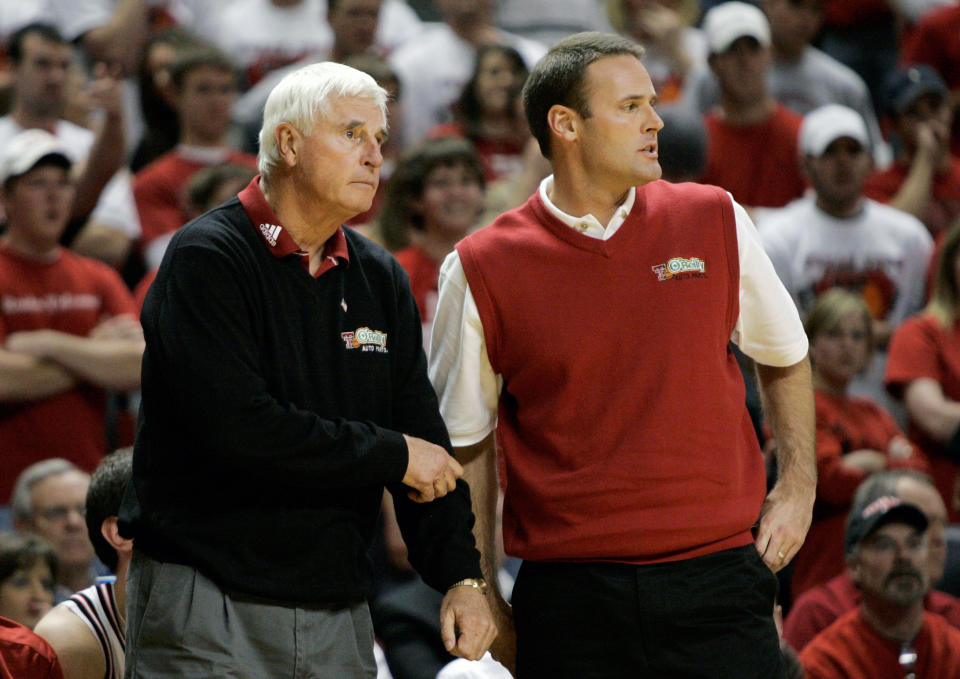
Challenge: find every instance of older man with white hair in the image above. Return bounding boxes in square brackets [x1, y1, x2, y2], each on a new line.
[118, 61, 495, 678]
[10, 459, 97, 599]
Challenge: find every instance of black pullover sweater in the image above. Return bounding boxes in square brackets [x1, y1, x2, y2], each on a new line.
[119, 181, 481, 603]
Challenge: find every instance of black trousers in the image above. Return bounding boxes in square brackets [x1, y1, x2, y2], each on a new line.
[512, 545, 786, 679]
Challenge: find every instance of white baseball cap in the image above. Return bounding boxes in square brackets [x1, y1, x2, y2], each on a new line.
[0, 129, 72, 185]
[800, 104, 870, 157]
[703, 1, 771, 55]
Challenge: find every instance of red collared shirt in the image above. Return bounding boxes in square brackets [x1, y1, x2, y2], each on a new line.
[238, 176, 350, 277]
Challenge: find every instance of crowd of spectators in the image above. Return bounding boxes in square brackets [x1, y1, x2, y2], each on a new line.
[1, 0, 960, 676]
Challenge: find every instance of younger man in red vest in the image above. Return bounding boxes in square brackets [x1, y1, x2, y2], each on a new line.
[429, 31, 816, 677]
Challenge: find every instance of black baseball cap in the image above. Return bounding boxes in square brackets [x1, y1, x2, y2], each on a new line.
[884, 65, 949, 115]
[844, 495, 928, 554]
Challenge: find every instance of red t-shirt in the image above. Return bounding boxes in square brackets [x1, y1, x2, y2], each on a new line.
[823, 0, 890, 28]
[0, 244, 137, 499]
[800, 608, 960, 678]
[0, 616, 64, 679]
[701, 104, 807, 208]
[886, 314, 960, 522]
[864, 157, 960, 238]
[393, 244, 440, 325]
[792, 391, 928, 597]
[134, 148, 257, 248]
[785, 571, 960, 652]
[901, 6, 960, 91]
[427, 122, 525, 182]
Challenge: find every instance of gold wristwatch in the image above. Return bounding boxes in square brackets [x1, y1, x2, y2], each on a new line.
[448, 577, 488, 595]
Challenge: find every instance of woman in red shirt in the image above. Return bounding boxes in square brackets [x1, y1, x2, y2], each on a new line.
[427, 44, 529, 183]
[887, 222, 960, 522]
[791, 289, 928, 598]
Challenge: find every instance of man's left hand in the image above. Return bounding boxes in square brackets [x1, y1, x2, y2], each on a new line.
[755, 480, 815, 572]
[440, 584, 498, 661]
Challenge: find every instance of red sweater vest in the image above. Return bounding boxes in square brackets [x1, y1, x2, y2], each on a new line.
[457, 180, 765, 563]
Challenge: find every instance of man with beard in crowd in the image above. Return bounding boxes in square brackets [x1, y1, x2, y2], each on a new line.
[800, 492, 960, 678]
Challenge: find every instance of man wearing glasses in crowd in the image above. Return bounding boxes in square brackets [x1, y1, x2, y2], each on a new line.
[10, 459, 99, 602]
[800, 492, 960, 677]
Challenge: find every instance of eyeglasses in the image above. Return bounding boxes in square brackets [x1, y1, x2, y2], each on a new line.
[35, 503, 86, 522]
[899, 642, 917, 679]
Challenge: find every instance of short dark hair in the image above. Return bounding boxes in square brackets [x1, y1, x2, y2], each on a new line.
[522, 31, 644, 158]
[8, 22, 68, 65]
[85, 448, 133, 573]
[168, 46, 238, 91]
[379, 136, 485, 251]
[0, 532, 58, 586]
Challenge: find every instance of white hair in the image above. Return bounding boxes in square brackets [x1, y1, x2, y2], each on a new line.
[258, 61, 388, 178]
[10, 458, 85, 521]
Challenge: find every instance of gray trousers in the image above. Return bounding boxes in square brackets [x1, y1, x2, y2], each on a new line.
[124, 550, 377, 679]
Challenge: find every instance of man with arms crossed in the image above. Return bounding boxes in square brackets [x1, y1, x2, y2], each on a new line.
[430, 32, 816, 677]
[118, 62, 495, 678]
